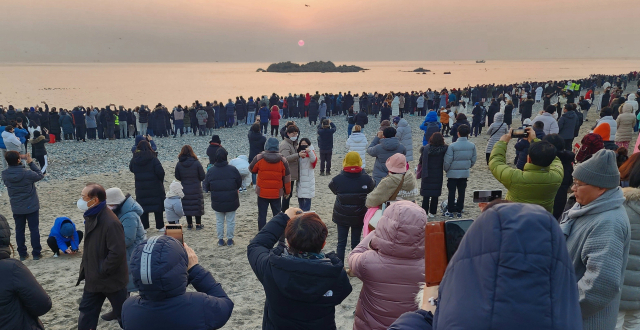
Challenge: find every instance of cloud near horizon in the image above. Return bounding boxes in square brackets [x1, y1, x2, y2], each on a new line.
[1, 0, 639, 63]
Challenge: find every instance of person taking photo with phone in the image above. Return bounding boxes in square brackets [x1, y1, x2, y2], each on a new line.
[489, 127, 563, 213]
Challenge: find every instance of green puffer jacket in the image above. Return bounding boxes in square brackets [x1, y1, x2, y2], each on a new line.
[489, 140, 563, 213]
[621, 187, 640, 311]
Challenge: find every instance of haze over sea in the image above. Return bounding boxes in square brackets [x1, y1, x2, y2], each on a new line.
[1, 59, 639, 108]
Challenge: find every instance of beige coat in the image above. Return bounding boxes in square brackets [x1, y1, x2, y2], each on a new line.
[279, 138, 299, 180]
[615, 104, 636, 142]
[365, 172, 418, 208]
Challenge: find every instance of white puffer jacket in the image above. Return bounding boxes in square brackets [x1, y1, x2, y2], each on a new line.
[346, 132, 368, 167]
[297, 145, 317, 199]
[395, 119, 414, 161]
[229, 155, 250, 176]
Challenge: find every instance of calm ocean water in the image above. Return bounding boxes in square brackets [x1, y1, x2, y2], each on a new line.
[1, 59, 639, 108]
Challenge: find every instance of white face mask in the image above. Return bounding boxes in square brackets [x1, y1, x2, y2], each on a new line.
[77, 198, 89, 212]
[290, 136, 298, 141]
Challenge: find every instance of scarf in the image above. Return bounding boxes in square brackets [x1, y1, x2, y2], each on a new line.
[84, 201, 106, 217]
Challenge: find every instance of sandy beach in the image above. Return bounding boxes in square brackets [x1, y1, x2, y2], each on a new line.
[2, 84, 637, 329]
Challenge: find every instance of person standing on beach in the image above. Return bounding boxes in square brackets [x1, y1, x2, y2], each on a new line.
[130, 140, 166, 231]
[76, 183, 128, 330]
[175, 145, 206, 230]
[443, 125, 476, 218]
[196, 106, 208, 136]
[86, 107, 98, 140]
[71, 106, 86, 142]
[2, 151, 44, 261]
[280, 125, 300, 210]
[317, 119, 336, 176]
[367, 127, 407, 185]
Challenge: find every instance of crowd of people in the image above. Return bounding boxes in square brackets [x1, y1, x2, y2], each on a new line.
[0, 70, 639, 330]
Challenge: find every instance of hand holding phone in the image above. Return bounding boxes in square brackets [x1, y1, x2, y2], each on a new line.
[184, 243, 198, 270]
[473, 190, 502, 203]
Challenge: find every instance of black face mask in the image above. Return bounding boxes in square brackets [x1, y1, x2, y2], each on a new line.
[297, 144, 308, 152]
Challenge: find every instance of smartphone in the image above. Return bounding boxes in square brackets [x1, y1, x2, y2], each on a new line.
[511, 128, 528, 138]
[444, 219, 474, 261]
[165, 224, 184, 244]
[473, 190, 502, 203]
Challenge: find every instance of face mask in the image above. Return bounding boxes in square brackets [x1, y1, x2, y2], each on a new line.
[290, 136, 298, 141]
[298, 144, 308, 152]
[107, 205, 117, 210]
[77, 198, 89, 212]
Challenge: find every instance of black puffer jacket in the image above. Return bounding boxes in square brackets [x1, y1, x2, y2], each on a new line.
[129, 153, 166, 213]
[0, 215, 52, 330]
[248, 130, 266, 162]
[420, 145, 448, 197]
[202, 161, 242, 213]
[328, 170, 375, 227]
[174, 156, 205, 216]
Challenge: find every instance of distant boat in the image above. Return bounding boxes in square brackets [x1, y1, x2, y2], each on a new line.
[444, 72, 451, 74]
[476, 60, 486, 63]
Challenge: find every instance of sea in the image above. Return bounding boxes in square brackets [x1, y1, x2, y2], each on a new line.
[1, 59, 639, 108]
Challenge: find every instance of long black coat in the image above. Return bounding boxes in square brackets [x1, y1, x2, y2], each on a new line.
[202, 161, 242, 213]
[420, 145, 447, 197]
[129, 154, 165, 213]
[503, 104, 513, 126]
[328, 171, 375, 227]
[248, 130, 266, 162]
[308, 100, 319, 122]
[174, 156, 205, 216]
[48, 113, 61, 134]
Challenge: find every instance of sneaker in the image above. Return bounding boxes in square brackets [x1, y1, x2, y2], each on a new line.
[33, 255, 41, 261]
[227, 239, 234, 246]
[196, 224, 204, 230]
[19, 255, 28, 261]
[157, 228, 165, 233]
[187, 224, 193, 230]
[53, 253, 59, 258]
[427, 213, 435, 218]
[457, 213, 462, 218]
[320, 171, 325, 176]
[444, 212, 454, 219]
[218, 239, 227, 247]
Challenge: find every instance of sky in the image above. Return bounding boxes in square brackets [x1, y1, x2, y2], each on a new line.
[1, 0, 639, 63]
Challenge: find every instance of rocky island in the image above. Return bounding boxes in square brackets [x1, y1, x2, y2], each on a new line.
[262, 61, 366, 73]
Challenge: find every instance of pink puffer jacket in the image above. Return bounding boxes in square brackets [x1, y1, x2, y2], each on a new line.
[348, 200, 426, 330]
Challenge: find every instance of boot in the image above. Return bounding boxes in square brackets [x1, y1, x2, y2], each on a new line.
[101, 310, 118, 321]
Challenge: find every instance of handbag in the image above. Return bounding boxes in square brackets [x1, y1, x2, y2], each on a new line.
[368, 174, 406, 231]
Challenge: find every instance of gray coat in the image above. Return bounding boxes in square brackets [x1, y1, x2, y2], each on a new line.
[443, 137, 477, 178]
[395, 119, 413, 161]
[485, 113, 508, 154]
[621, 187, 640, 311]
[164, 196, 184, 224]
[86, 109, 98, 129]
[560, 187, 631, 330]
[1, 162, 43, 215]
[557, 110, 578, 140]
[196, 109, 208, 126]
[114, 196, 146, 292]
[366, 136, 406, 184]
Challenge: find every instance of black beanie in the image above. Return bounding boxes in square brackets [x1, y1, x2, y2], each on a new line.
[215, 148, 228, 163]
[210, 135, 221, 144]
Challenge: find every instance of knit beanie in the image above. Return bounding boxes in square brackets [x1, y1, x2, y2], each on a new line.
[573, 149, 620, 189]
[342, 151, 362, 173]
[105, 187, 127, 205]
[60, 222, 75, 238]
[265, 137, 279, 152]
[593, 123, 611, 141]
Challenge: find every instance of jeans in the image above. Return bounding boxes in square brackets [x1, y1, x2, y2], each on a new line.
[298, 198, 312, 211]
[78, 287, 127, 330]
[215, 211, 236, 239]
[617, 310, 640, 330]
[260, 123, 268, 134]
[422, 196, 439, 215]
[336, 224, 363, 261]
[247, 112, 255, 124]
[140, 211, 164, 229]
[281, 180, 296, 211]
[252, 173, 257, 185]
[13, 211, 41, 257]
[173, 120, 184, 137]
[472, 122, 483, 137]
[47, 231, 83, 254]
[199, 125, 206, 135]
[120, 121, 128, 138]
[320, 150, 332, 173]
[447, 178, 467, 213]
[258, 197, 281, 230]
[139, 122, 148, 136]
[348, 123, 354, 137]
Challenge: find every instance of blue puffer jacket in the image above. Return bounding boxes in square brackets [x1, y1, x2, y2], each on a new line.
[122, 236, 233, 330]
[317, 122, 336, 151]
[258, 106, 270, 124]
[49, 217, 80, 252]
[431, 203, 582, 330]
[419, 112, 441, 146]
[113, 195, 146, 292]
[0, 126, 6, 149]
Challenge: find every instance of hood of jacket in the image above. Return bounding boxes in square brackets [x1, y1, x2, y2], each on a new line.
[178, 155, 197, 167]
[623, 187, 640, 218]
[370, 201, 426, 259]
[494, 112, 504, 123]
[262, 151, 284, 164]
[130, 235, 188, 301]
[348, 132, 367, 143]
[562, 110, 577, 120]
[269, 251, 345, 302]
[116, 196, 144, 219]
[132, 152, 155, 166]
[397, 118, 409, 128]
[434, 203, 582, 329]
[428, 145, 448, 155]
[425, 111, 438, 122]
[380, 137, 401, 151]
